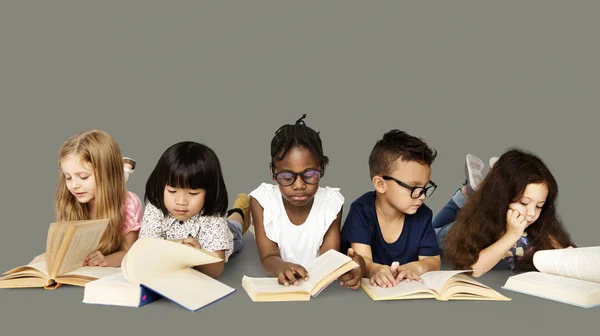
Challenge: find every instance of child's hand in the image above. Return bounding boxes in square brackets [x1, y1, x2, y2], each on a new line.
[83, 251, 108, 267]
[276, 262, 309, 286]
[369, 264, 398, 288]
[182, 237, 202, 249]
[391, 262, 423, 283]
[30, 253, 46, 264]
[506, 209, 527, 238]
[338, 248, 365, 290]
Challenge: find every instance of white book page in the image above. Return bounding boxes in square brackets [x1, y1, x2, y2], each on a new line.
[533, 246, 600, 283]
[62, 266, 121, 279]
[143, 268, 235, 311]
[123, 238, 222, 285]
[85, 272, 130, 286]
[361, 278, 433, 299]
[509, 271, 600, 293]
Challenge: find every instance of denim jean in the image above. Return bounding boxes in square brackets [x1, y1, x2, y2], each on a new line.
[432, 188, 467, 249]
[227, 219, 244, 256]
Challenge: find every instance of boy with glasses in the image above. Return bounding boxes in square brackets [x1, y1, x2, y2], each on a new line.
[341, 130, 441, 288]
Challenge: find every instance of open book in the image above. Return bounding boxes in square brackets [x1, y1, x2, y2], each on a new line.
[241, 249, 359, 302]
[83, 238, 236, 311]
[362, 270, 510, 302]
[502, 246, 600, 308]
[0, 219, 121, 290]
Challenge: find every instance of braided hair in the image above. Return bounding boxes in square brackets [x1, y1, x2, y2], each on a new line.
[270, 114, 329, 168]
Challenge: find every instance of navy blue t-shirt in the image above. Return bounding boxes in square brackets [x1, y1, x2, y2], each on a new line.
[340, 191, 440, 266]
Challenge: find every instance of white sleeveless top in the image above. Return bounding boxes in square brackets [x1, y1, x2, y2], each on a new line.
[249, 183, 345, 267]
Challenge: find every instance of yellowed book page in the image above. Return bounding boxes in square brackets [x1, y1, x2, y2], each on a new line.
[361, 278, 437, 300]
[241, 276, 310, 294]
[420, 270, 471, 293]
[2, 261, 49, 278]
[46, 221, 73, 274]
[54, 220, 110, 277]
[442, 283, 510, 301]
[0, 277, 50, 288]
[533, 246, 600, 283]
[142, 268, 235, 311]
[303, 249, 353, 291]
[123, 238, 222, 285]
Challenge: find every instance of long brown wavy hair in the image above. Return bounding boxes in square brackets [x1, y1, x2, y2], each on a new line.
[444, 148, 575, 272]
[55, 130, 126, 255]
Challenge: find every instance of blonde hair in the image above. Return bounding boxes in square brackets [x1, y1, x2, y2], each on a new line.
[55, 129, 126, 255]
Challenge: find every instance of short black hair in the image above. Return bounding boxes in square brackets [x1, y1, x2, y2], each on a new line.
[145, 141, 228, 217]
[369, 129, 437, 178]
[270, 114, 329, 168]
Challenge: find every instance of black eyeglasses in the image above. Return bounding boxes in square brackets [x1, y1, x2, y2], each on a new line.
[272, 169, 324, 186]
[382, 176, 437, 199]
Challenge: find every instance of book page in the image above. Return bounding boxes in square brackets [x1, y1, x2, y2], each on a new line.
[241, 276, 309, 294]
[55, 220, 110, 277]
[533, 246, 600, 283]
[60, 266, 121, 279]
[82, 273, 146, 307]
[421, 270, 471, 293]
[503, 271, 600, 307]
[442, 275, 509, 301]
[123, 238, 222, 285]
[361, 278, 436, 299]
[0, 261, 49, 278]
[512, 271, 600, 292]
[303, 249, 353, 291]
[142, 268, 235, 311]
[45, 221, 73, 274]
[84, 272, 130, 285]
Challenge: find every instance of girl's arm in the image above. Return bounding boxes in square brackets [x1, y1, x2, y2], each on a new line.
[86, 230, 139, 267]
[318, 207, 342, 255]
[194, 250, 225, 278]
[471, 209, 526, 277]
[250, 197, 304, 278]
[319, 208, 365, 290]
[470, 232, 520, 277]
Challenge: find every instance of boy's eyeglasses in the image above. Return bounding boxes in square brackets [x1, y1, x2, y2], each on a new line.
[382, 175, 437, 199]
[273, 169, 324, 186]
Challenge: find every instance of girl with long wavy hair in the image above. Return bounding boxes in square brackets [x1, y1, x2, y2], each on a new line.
[32, 130, 142, 267]
[434, 149, 575, 277]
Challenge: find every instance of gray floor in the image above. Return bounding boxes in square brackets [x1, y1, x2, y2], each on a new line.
[0, 233, 596, 336]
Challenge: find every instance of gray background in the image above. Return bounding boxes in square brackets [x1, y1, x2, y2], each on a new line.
[0, 0, 598, 335]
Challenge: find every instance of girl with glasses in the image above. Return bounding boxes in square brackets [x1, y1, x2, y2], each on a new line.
[249, 115, 365, 289]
